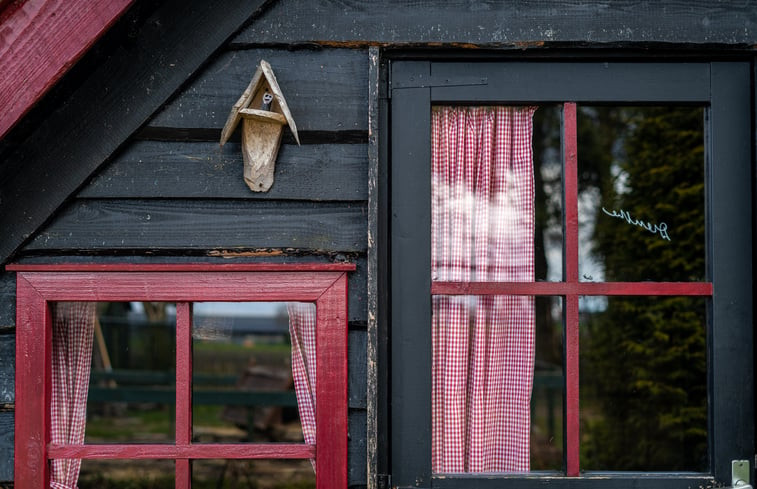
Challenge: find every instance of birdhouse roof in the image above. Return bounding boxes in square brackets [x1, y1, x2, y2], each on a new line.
[219, 59, 300, 146]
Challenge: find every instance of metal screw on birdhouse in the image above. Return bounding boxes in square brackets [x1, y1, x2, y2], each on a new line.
[261, 92, 273, 111]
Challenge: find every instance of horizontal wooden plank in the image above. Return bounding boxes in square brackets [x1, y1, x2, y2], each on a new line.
[26, 200, 367, 252]
[349, 409, 367, 485]
[0, 273, 13, 331]
[134, 126, 367, 144]
[234, 0, 757, 45]
[79, 141, 367, 201]
[150, 48, 368, 131]
[348, 330, 366, 409]
[0, 411, 11, 482]
[0, 336, 12, 404]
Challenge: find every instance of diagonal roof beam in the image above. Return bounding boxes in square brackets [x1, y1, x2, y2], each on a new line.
[0, 0, 135, 140]
[0, 0, 275, 264]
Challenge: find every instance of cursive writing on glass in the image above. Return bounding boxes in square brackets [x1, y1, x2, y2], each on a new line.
[601, 207, 671, 241]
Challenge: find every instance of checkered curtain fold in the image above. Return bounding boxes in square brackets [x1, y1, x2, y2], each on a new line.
[287, 302, 317, 467]
[431, 106, 537, 472]
[50, 302, 97, 489]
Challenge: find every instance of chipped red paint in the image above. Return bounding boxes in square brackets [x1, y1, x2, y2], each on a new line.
[0, 0, 134, 139]
[15, 264, 349, 489]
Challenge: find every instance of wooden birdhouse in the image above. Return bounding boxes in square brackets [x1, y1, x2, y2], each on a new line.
[220, 60, 300, 192]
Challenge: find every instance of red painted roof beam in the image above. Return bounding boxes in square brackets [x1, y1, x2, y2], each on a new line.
[0, 0, 134, 140]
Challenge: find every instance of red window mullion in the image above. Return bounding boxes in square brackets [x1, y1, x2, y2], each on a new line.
[563, 102, 579, 284]
[563, 102, 581, 476]
[176, 302, 192, 487]
[430, 281, 712, 296]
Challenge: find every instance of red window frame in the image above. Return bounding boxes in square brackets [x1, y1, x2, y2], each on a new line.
[9, 263, 353, 489]
[428, 103, 713, 475]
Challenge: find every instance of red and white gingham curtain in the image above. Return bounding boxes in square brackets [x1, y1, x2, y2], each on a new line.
[431, 106, 536, 472]
[50, 302, 97, 489]
[287, 302, 317, 463]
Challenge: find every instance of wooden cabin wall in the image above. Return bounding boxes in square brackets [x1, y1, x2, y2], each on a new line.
[2, 1, 757, 487]
[3, 45, 370, 488]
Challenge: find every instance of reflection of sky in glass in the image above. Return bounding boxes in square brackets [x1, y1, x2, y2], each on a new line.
[130, 301, 282, 317]
[193, 301, 283, 317]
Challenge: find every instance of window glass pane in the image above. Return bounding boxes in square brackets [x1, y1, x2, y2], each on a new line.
[534, 105, 564, 282]
[75, 458, 175, 488]
[192, 302, 312, 445]
[49, 301, 176, 444]
[577, 106, 706, 282]
[431, 295, 563, 473]
[579, 295, 707, 471]
[192, 459, 315, 489]
[431, 105, 563, 283]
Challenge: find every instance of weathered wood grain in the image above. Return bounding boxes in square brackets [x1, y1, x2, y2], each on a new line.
[25, 200, 367, 253]
[11, 255, 367, 322]
[0, 274, 14, 332]
[348, 330, 366, 409]
[0, 336, 13, 404]
[366, 45, 381, 489]
[0, 412, 11, 482]
[149, 48, 368, 131]
[0, 0, 271, 264]
[349, 409, 367, 486]
[0, 0, 133, 139]
[79, 142, 367, 201]
[234, 0, 757, 46]
[347, 257, 367, 323]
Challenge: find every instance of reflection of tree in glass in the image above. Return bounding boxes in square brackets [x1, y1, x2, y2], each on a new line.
[580, 107, 707, 470]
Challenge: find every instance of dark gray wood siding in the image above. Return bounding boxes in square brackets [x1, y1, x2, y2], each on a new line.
[2, 0, 757, 487]
[6, 43, 369, 487]
[235, 0, 757, 45]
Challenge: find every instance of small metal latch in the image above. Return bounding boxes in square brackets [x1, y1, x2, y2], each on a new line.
[375, 473, 391, 489]
[732, 460, 752, 489]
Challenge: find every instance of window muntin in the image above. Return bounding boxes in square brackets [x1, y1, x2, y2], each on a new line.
[12, 264, 352, 489]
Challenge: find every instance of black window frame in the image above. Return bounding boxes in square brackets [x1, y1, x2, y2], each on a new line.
[389, 60, 754, 489]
